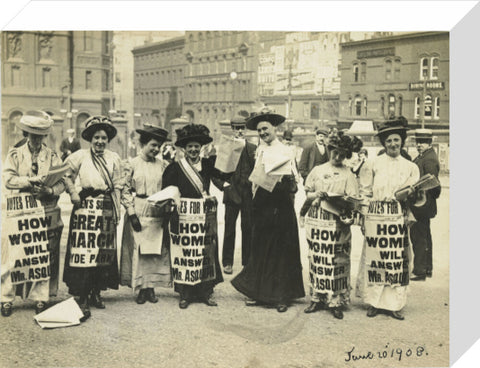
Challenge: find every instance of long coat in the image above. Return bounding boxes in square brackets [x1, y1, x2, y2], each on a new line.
[222, 141, 256, 205]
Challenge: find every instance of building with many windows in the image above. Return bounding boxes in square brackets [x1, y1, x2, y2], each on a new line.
[1, 31, 119, 158]
[338, 32, 449, 131]
[114, 31, 184, 135]
[132, 36, 185, 134]
[182, 31, 273, 137]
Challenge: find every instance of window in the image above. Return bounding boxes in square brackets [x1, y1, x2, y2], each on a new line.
[363, 97, 368, 115]
[431, 57, 439, 79]
[414, 96, 420, 118]
[434, 97, 440, 119]
[424, 94, 432, 119]
[311, 103, 319, 119]
[41, 67, 51, 88]
[348, 97, 352, 116]
[394, 59, 401, 80]
[85, 70, 92, 90]
[11, 65, 20, 86]
[361, 62, 366, 82]
[115, 72, 121, 83]
[380, 97, 385, 118]
[385, 59, 392, 81]
[103, 70, 110, 92]
[420, 57, 429, 80]
[398, 96, 403, 116]
[83, 31, 92, 51]
[353, 64, 359, 82]
[388, 94, 395, 115]
[354, 95, 362, 116]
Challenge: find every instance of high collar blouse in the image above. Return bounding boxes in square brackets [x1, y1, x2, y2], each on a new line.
[359, 153, 420, 201]
[121, 154, 168, 214]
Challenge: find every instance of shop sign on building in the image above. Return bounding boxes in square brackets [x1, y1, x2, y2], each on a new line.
[357, 47, 395, 59]
[409, 81, 445, 90]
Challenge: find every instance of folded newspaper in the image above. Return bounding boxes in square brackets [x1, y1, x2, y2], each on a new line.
[394, 174, 440, 201]
[42, 164, 70, 187]
[262, 150, 291, 175]
[34, 297, 84, 329]
[147, 185, 181, 208]
[320, 193, 363, 216]
[214, 135, 245, 173]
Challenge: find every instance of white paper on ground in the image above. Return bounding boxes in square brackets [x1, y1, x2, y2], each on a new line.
[34, 297, 84, 329]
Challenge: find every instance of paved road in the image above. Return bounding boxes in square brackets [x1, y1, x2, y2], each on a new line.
[0, 176, 450, 368]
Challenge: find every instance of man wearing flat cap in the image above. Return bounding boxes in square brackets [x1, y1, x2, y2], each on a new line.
[221, 116, 256, 275]
[298, 127, 329, 183]
[410, 129, 441, 281]
[59, 128, 81, 161]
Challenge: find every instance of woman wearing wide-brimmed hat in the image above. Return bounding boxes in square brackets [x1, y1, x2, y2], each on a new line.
[231, 108, 305, 313]
[119, 124, 172, 304]
[355, 116, 419, 320]
[2, 111, 66, 317]
[63, 116, 123, 320]
[302, 130, 361, 319]
[161, 123, 225, 309]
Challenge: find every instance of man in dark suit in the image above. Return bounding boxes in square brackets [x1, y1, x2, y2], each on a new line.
[298, 128, 329, 183]
[59, 128, 81, 161]
[410, 129, 441, 281]
[221, 117, 256, 274]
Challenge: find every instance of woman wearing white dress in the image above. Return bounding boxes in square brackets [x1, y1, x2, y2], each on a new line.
[120, 125, 172, 304]
[356, 116, 419, 320]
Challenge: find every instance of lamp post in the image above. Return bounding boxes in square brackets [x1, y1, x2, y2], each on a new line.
[230, 71, 237, 119]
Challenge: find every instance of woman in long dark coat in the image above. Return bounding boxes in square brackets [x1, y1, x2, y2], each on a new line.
[162, 123, 225, 309]
[231, 110, 305, 313]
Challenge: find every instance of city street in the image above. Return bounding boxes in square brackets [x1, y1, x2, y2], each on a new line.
[0, 176, 449, 368]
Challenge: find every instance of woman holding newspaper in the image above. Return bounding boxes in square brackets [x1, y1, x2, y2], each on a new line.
[302, 131, 361, 319]
[161, 123, 225, 309]
[63, 116, 123, 320]
[1, 111, 65, 317]
[355, 116, 420, 320]
[119, 124, 172, 304]
[231, 109, 304, 313]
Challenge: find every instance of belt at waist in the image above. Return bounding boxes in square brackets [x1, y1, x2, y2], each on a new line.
[135, 194, 148, 199]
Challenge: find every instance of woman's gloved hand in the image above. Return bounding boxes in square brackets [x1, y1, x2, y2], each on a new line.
[32, 185, 54, 200]
[28, 176, 45, 186]
[129, 214, 142, 232]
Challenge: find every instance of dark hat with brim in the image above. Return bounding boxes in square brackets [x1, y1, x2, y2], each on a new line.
[175, 123, 213, 148]
[16, 110, 53, 136]
[136, 124, 170, 142]
[81, 116, 117, 142]
[413, 128, 433, 141]
[376, 116, 410, 137]
[230, 116, 247, 127]
[246, 113, 285, 130]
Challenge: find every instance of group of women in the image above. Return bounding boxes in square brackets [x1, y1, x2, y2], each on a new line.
[1, 110, 421, 323]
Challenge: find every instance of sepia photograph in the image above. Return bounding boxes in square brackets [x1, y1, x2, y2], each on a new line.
[0, 1, 474, 367]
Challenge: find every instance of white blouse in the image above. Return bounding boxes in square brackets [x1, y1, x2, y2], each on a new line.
[359, 154, 420, 201]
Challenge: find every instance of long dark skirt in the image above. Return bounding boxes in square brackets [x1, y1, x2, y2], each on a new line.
[231, 185, 305, 305]
[63, 195, 119, 297]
